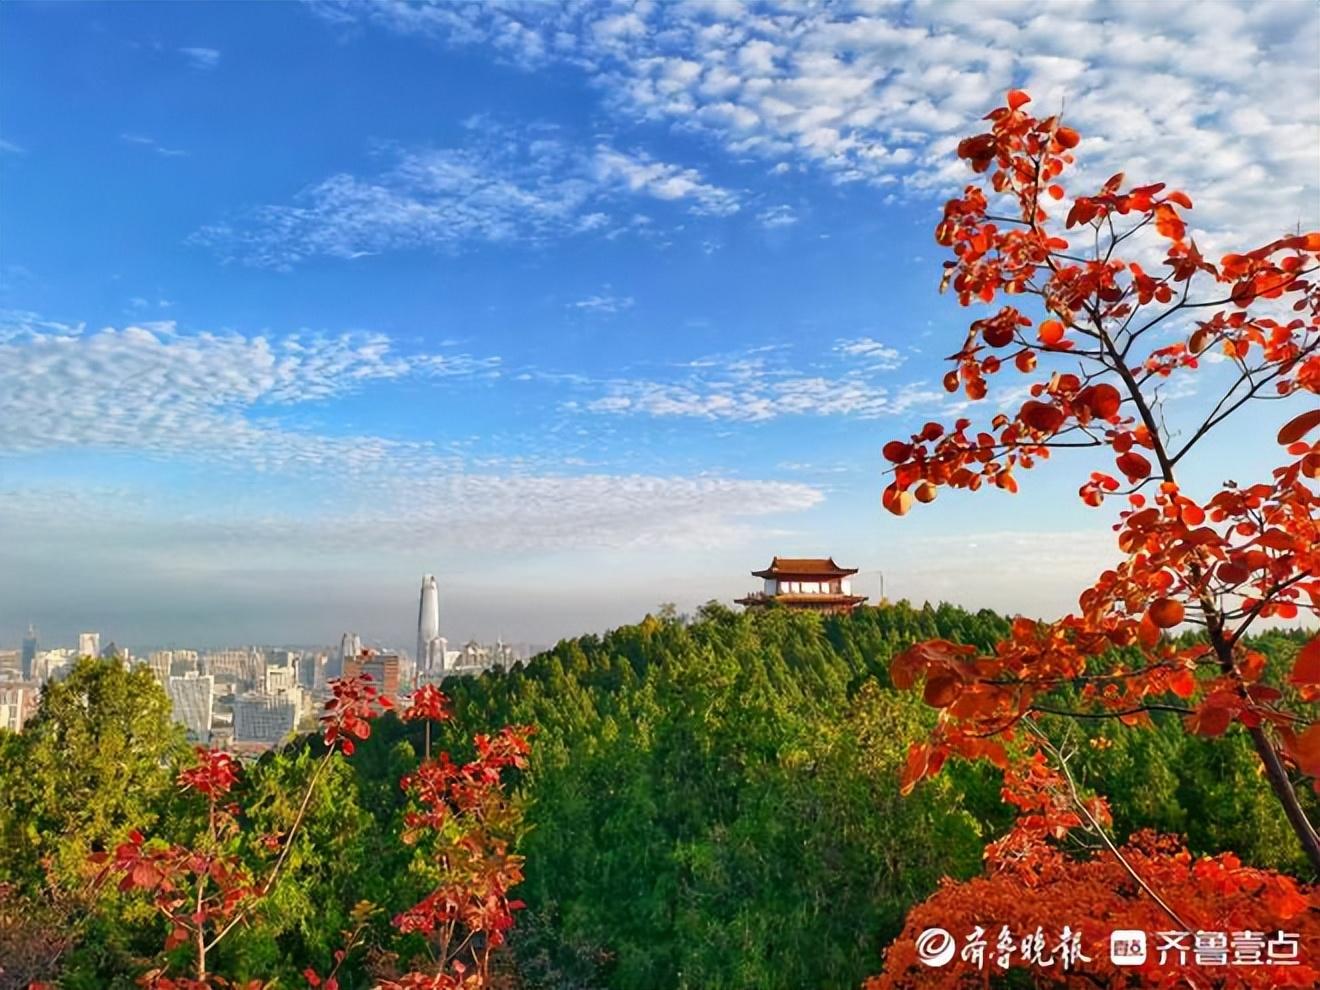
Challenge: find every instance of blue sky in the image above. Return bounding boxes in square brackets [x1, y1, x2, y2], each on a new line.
[2, 0, 1317, 650]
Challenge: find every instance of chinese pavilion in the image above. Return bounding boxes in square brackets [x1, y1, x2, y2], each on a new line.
[735, 557, 869, 615]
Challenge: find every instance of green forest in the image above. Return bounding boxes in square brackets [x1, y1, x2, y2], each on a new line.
[1, 601, 1311, 989]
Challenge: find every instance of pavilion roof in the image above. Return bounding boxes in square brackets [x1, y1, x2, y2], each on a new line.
[751, 556, 859, 578]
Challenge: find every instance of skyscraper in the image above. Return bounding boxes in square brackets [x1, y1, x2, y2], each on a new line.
[417, 574, 441, 674]
[166, 672, 214, 742]
[21, 624, 37, 681]
[329, 632, 359, 681]
[78, 632, 100, 659]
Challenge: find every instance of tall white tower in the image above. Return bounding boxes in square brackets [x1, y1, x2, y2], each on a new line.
[417, 574, 441, 674]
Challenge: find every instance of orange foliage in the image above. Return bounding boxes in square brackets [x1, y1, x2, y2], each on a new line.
[867, 832, 1320, 990]
[881, 90, 1320, 869]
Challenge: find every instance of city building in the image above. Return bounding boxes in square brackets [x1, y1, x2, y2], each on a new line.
[204, 648, 263, 687]
[78, 632, 100, 659]
[417, 574, 443, 674]
[265, 664, 296, 694]
[329, 633, 360, 682]
[297, 652, 321, 690]
[233, 691, 298, 746]
[0, 677, 38, 733]
[34, 648, 75, 683]
[100, 641, 129, 664]
[166, 672, 215, 742]
[21, 624, 38, 680]
[344, 650, 401, 701]
[147, 649, 199, 682]
[147, 650, 173, 683]
[736, 557, 869, 615]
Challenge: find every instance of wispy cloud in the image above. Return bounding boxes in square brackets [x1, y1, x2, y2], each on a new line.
[590, 146, 739, 217]
[578, 340, 929, 422]
[757, 204, 798, 228]
[312, 0, 1319, 252]
[0, 138, 25, 155]
[180, 46, 221, 70]
[1, 311, 823, 553]
[0, 310, 496, 468]
[121, 132, 188, 157]
[193, 130, 740, 268]
[569, 291, 635, 315]
[835, 337, 904, 371]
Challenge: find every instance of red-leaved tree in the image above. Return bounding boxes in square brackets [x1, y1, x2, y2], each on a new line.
[94, 673, 531, 990]
[880, 90, 1320, 875]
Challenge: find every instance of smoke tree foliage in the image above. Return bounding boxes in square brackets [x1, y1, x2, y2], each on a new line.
[92, 673, 532, 990]
[875, 90, 1319, 985]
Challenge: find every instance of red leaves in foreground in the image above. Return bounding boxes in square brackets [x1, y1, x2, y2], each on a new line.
[379, 722, 533, 988]
[882, 92, 1320, 887]
[177, 749, 241, 797]
[402, 682, 452, 724]
[102, 677, 532, 990]
[868, 832, 1320, 990]
[321, 674, 393, 757]
[884, 89, 1318, 517]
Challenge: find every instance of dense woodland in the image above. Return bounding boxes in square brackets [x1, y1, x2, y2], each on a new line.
[1, 601, 1312, 989]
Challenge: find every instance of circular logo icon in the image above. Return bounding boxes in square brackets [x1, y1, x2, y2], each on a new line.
[916, 927, 956, 967]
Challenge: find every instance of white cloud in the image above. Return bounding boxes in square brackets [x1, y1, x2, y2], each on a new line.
[180, 46, 221, 70]
[590, 146, 740, 216]
[2, 473, 822, 556]
[120, 133, 188, 157]
[835, 337, 904, 370]
[0, 311, 496, 468]
[581, 341, 930, 422]
[569, 292, 635, 315]
[194, 132, 739, 267]
[1, 311, 823, 554]
[757, 204, 798, 228]
[313, 0, 1319, 252]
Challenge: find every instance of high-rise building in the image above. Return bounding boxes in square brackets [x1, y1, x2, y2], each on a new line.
[329, 633, 359, 682]
[166, 672, 214, 742]
[297, 652, 319, 689]
[265, 664, 296, 694]
[203, 648, 263, 688]
[0, 680, 38, 733]
[417, 574, 441, 673]
[78, 632, 100, 659]
[344, 651, 401, 701]
[233, 692, 298, 745]
[34, 649, 75, 683]
[21, 624, 37, 680]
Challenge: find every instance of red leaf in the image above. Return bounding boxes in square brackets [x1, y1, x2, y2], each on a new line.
[882, 485, 914, 516]
[1290, 637, 1320, 687]
[923, 671, 962, 708]
[1277, 408, 1320, 445]
[1188, 703, 1233, 737]
[1154, 203, 1186, 241]
[1085, 383, 1122, 419]
[1020, 400, 1065, 433]
[1116, 450, 1151, 482]
[1148, 598, 1185, 629]
[1038, 320, 1065, 345]
[883, 440, 913, 463]
[1006, 89, 1031, 111]
[1168, 669, 1196, 699]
